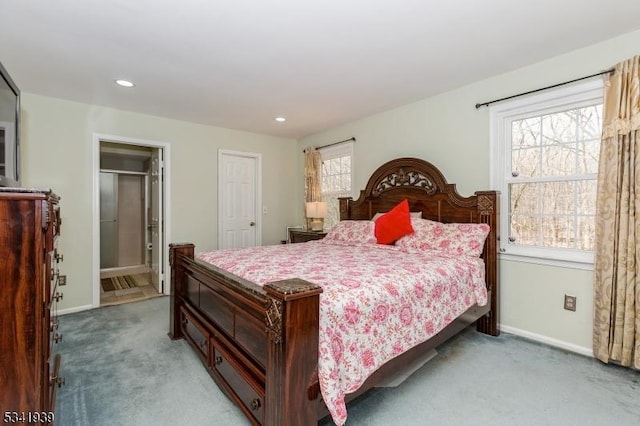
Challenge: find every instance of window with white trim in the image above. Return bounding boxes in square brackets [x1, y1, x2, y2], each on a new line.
[320, 141, 354, 230]
[490, 79, 603, 267]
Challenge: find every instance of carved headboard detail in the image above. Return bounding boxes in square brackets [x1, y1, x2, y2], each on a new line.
[371, 167, 437, 196]
[339, 157, 494, 221]
[477, 194, 495, 216]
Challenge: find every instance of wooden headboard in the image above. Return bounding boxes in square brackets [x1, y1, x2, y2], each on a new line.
[339, 157, 500, 335]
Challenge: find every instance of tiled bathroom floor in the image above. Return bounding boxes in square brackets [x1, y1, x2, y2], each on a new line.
[100, 272, 162, 306]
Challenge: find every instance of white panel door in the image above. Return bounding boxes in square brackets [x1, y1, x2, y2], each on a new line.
[219, 151, 261, 249]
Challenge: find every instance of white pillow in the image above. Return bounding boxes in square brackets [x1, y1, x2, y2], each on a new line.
[322, 220, 377, 244]
[395, 217, 490, 257]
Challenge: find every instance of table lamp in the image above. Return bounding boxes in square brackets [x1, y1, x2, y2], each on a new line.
[306, 201, 327, 231]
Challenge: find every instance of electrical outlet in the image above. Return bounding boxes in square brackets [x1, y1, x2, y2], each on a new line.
[58, 275, 67, 286]
[564, 294, 576, 311]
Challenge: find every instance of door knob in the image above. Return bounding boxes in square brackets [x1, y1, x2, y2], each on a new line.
[250, 221, 256, 226]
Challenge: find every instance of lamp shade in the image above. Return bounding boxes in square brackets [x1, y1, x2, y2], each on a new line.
[306, 201, 327, 218]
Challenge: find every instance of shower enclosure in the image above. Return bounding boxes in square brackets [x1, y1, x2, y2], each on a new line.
[99, 172, 147, 270]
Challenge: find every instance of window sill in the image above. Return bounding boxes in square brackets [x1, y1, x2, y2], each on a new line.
[498, 252, 593, 271]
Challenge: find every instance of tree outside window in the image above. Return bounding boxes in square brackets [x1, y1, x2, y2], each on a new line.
[491, 79, 603, 266]
[319, 142, 353, 230]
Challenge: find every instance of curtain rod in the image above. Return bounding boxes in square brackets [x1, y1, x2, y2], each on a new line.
[303, 136, 356, 153]
[475, 68, 615, 109]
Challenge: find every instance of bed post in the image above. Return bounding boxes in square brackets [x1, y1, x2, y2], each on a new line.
[168, 243, 194, 340]
[263, 279, 323, 426]
[338, 196, 352, 219]
[475, 191, 500, 336]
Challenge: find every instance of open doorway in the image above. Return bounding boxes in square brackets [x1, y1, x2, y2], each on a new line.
[92, 135, 170, 308]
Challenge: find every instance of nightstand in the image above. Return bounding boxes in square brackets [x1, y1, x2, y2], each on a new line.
[289, 229, 327, 243]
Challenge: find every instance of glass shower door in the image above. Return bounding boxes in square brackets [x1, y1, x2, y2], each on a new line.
[100, 172, 118, 269]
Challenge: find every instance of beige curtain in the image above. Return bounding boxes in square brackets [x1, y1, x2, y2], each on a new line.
[304, 148, 322, 225]
[593, 55, 640, 368]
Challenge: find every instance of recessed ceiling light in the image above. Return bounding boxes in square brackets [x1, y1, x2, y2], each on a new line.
[275, 117, 286, 122]
[115, 79, 135, 87]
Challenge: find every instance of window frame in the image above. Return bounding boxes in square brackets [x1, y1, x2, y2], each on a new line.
[319, 141, 354, 228]
[490, 79, 603, 270]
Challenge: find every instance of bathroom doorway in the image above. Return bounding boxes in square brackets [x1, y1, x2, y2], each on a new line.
[97, 140, 166, 306]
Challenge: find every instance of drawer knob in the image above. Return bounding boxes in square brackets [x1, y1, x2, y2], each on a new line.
[54, 333, 63, 344]
[55, 251, 64, 263]
[54, 292, 64, 302]
[50, 375, 66, 388]
[214, 355, 223, 366]
[50, 319, 60, 331]
[251, 398, 261, 411]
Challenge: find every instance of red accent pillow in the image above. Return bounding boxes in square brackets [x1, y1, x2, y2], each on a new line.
[374, 199, 414, 244]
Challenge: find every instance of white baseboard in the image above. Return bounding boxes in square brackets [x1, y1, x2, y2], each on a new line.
[58, 304, 94, 316]
[499, 324, 594, 358]
[55, 310, 593, 357]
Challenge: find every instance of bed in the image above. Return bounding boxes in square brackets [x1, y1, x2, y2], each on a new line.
[168, 157, 499, 425]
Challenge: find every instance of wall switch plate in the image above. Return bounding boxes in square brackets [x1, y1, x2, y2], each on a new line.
[564, 294, 576, 311]
[58, 275, 67, 286]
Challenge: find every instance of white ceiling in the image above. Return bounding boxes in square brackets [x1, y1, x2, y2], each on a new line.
[1, 0, 639, 139]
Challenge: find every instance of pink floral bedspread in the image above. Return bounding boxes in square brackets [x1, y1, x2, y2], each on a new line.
[197, 240, 487, 425]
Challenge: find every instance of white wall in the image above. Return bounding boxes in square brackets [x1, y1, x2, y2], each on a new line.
[299, 29, 640, 355]
[20, 93, 298, 312]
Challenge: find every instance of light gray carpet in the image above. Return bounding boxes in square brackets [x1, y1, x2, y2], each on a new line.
[55, 296, 640, 426]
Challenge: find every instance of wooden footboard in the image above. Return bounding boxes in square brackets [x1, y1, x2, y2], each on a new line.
[169, 243, 323, 425]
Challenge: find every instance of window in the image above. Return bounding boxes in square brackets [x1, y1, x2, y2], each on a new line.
[490, 79, 603, 267]
[320, 141, 354, 230]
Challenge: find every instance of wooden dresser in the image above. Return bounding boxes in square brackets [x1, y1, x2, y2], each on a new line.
[0, 188, 64, 424]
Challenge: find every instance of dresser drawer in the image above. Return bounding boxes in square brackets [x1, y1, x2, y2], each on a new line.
[180, 307, 210, 362]
[213, 343, 264, 424]
[53, 205, 61, 237]
[50, 247, 64, 296]
[48, 287, 63, 348]
[48, 354, 63, 413]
